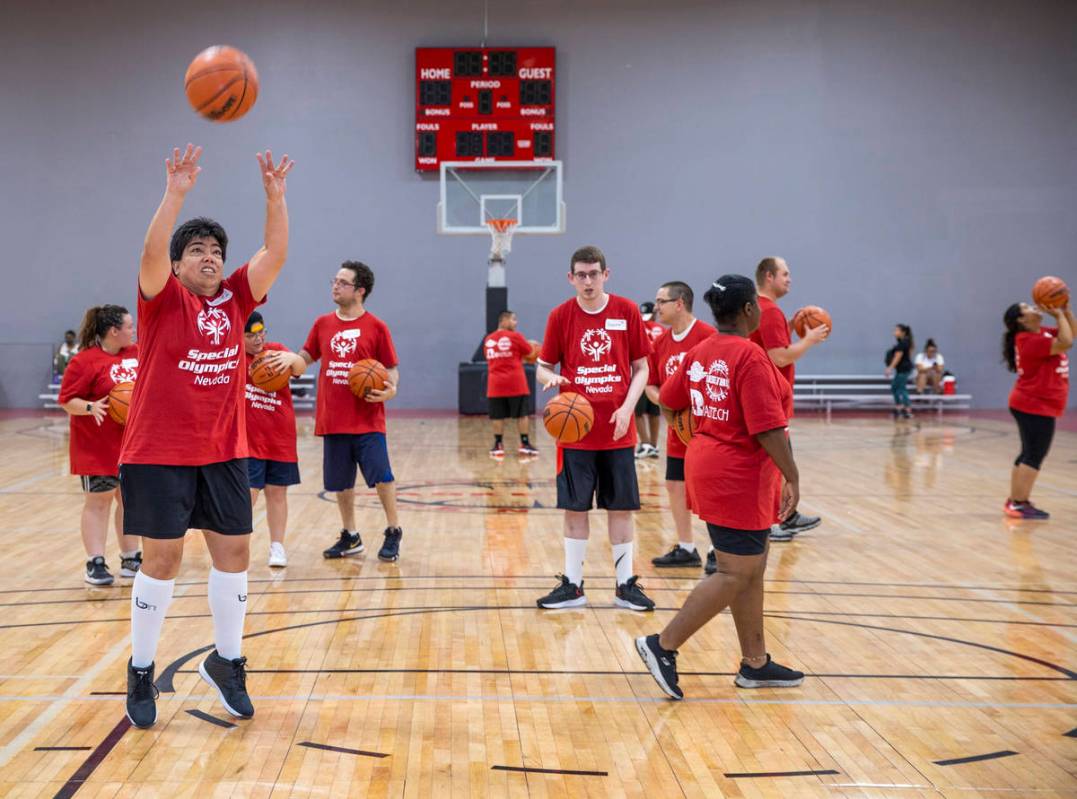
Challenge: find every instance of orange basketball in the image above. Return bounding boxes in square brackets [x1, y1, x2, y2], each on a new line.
[348, 359, 389, 398]
[184, 45, 259, 123]
[524, 340, 541, 364]
[249, 350, 290, 392]
[1032, 276, 1069, 310]
[107, 381, 134, 426]
[542, 392, 594, 444]
[671, 407, 697, 446]
[793, 305, 833, 338]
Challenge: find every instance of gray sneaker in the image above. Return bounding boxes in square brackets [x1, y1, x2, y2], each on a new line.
[84, 556, 114, 585]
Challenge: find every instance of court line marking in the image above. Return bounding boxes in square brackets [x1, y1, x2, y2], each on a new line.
[185, 708, 236, 729]
[933, 750, 1018, 766]
[492, 764, 607, 777]
[52, 715, 130, 799]
[297, 741, 388, 758]
[725, 768, 840, 778]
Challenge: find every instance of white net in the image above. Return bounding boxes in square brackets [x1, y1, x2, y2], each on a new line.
[488, 219, 517, 262]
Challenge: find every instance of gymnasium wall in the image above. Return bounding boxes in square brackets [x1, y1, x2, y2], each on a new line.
[2, 0, 1074, 409]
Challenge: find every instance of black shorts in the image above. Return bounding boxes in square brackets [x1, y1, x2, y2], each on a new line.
[322, 433, 395, 492]
[81, 475, 120, 493]
[707, 523, 770, 556]
[556, 446, 640, 511]
[635, 394, 659, 417]
[665, 456, 685, 482]
[489, 394, 529, 420]
[248, 458, 301, 489]
[120, 460, 252, 539]
[1010, 407, 1055, 470]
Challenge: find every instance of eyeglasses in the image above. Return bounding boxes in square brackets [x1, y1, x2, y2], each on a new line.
[653, 298, 677, 306]
[331, 279, 357, 288]
[571, 269, 604, 282]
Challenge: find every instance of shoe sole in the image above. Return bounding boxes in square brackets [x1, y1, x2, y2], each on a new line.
[377, 553, 399, 562]
[323, 545, 364, 559]
[125, 706, 157, 729]
[268, 560, 287, 567]
[198, 660, 253, 719]
[783, 519, 821, 534]
[84, 576, 114, 585]
[119, 569, 138, 578]
[634, 637, 682, 700]
[652, 559, 703, 568]
[768, 534, 794, 543]
[734, 675, 804, 688]
[614, 597, 655, 612]
[537, 596, 587, 609]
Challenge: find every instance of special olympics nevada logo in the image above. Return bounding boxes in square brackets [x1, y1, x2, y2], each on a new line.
[197, 307, 231, 346]
[580, 328, 612, 362]
[330, 330, 360, 359]
[109, 362, 138, 384]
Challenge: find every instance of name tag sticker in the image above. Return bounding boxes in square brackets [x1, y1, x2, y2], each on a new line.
[342, 329, 361, 340]
[605, 318, 627, 331]
[121, 358, 138, 368]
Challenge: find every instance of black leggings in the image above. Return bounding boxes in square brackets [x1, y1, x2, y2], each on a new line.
[1010, 408, 1055, 470]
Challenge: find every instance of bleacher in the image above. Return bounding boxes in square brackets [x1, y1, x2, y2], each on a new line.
[40, 374, 317, 411]
[794, 374, 972, 418]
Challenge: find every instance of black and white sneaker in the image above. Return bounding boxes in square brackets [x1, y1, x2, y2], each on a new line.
[734, 654, 804, 688]
[704, 549, 717, 575]
[536, 575, 587, 608]
[614, 576, 655, 611]
[199, 650, 254, 718]
[518, 443, 539, 457]
[652, 545, 702, 568]
[126, 659, 158, 728]
[378, 527, 402, 562]
[85, 556, 114, 585]
[768, 524, 794, 542]
[780, 511, 821, 535]
[119, 552, 142, 578]
[323, 529, 364, 559]
[635, 634, 682, 700]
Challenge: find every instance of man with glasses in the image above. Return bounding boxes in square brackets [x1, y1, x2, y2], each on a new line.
[534, 246, 655, 611]
[299, 262, 402, 562]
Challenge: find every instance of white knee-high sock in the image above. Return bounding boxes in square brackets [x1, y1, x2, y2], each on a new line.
[612, 542, 634, 586]
[208, 568, 248, 660]
[563, 538, 588, 586]
[130, 571, 175, 668]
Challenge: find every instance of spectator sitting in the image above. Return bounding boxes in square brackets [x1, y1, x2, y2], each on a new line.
[914, 338, 945, 394]
[54, 329, 79, 378]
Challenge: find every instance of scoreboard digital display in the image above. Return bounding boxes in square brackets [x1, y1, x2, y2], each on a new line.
[415, 47, 556, 171]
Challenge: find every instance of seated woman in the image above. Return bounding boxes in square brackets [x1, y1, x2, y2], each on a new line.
[914, 338, 945, 394]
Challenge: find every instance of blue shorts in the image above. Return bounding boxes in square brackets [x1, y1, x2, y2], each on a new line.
[248, 458, 301, 489]
[322, 433, 395, 492]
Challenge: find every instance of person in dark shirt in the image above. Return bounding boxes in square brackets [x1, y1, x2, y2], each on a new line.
[885, 324, 914, 419]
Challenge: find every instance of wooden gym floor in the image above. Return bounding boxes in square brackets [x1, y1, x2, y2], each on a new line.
[0, 409, 1074, 798]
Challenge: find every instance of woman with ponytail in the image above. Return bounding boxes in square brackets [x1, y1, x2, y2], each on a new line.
[1002, 299, 1072, 519]
[884, 324, 915, 418]
[57, 305, 141, 585]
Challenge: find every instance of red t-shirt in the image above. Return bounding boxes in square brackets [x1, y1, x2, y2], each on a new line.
[645, 321, 665, 344]
[1009, 327, 1069, 418]
[660, 334, 792, 530]
[120, 265, 262, 466]
[303, 310, 398, 436]
[647, 318, 717, 458]
[484, 329, 531, 398]
[244, 342, 298, 462]
[750, 296, 794, 389]
[58, 345, 140, 476]
[539, 293, 651, 450]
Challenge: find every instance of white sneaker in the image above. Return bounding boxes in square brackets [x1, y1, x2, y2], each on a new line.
[268, 543, 288, 567]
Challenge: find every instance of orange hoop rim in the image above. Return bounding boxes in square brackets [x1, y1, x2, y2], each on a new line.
[487, 218, 518, 233]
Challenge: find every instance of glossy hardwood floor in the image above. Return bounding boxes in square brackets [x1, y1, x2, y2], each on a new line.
[0, 410, 1073, 798]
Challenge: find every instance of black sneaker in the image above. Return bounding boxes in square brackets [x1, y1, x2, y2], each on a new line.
[323, 529, 364, 559]
[84, 556, 114, 586]
[518, 443, 539, 457]
[119, 552, 142, 578]
[651, 545, 702, 568]
[635, 634, 682, 700]
[704, 549, 717, 575]
[126, 659, 158, 728]
[536, 575, 587, 608]
[199, 650, 254, 718]
[734, 654, 804, 688]
[780, 512, 821, 534]
[614, 576, 655, 611]
[378, 527, 402, 562]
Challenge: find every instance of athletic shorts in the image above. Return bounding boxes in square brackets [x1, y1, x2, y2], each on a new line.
[119, 459, 252, 539]
[489, 394, 529, 420]
[322, 432, 395, 492]
[81, 475, 119, 493]
[707, 523, 769, 556]
[635, 394, 660, 417]
[665, 456, 685, 482]
[248, 458, 301, 489]
[556, 446, 640, 512]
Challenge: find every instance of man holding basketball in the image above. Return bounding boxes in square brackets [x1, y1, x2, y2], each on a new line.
[484, 310, 538, 458]
[121, 144, 294, 729]
[299, 261, 401, 563]
[752, 257, 827, 541]
[535, 245, 654, 612]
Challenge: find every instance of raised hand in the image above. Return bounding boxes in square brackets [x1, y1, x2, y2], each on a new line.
[257, 150, 295, 202]
[165, 144, 203, 196]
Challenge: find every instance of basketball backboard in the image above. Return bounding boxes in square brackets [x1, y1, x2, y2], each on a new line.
[437, 160, 564, 235]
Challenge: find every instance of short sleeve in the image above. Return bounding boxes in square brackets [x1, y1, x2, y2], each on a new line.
[647, 348, 662, 387]
[58, 353, 94, 403]
[538, 308, 563, 365]
[376, 320, 399, 368]
[739, 356, 788, 436]
[627, 305, 651, 361]
[512, 331, 531, 356]
[658, 353, 690, 410]
[755, 306, 790, 350]
[302, 319, 322, 362]
[224, 263, 262, 317]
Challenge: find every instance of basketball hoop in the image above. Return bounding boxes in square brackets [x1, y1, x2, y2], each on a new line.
[487, 218, 517, 262]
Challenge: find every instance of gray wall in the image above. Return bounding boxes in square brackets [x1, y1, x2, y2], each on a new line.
[2, 0, 1075, 408]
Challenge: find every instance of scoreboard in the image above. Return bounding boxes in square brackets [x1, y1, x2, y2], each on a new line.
[415, 47, 556, 172]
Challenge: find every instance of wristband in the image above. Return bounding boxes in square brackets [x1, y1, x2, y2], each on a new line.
[86, 403, 92, 413]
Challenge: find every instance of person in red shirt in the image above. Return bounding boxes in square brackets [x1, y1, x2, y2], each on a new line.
[633, 301, 665, 458]
[1002, 299, 1072, 519]
[644, 282, 717, 574]
[243, 312, 306, 567]
[300, 261, 401, 563]
[119, 144, 295, 729]
[750, 257, 828, 540]
[534, 245, 655, 612]
[484, 310, 538, 458]
[58, 304, 141, 587]
[636, 274, 804, 700]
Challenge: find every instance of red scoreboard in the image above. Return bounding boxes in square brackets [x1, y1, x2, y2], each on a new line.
[415, 47, 556, 172]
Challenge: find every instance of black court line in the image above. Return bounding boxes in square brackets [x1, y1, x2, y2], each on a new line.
[492, 764, 607, 777]
[34, 746, 92, 751]
[89, 691, 125, 695]
[297, 740, 389, 758]
[186, 709, 236, 729]
[53, 716, 130, 799]
[933, 750, 1018, 766]
[724, 769, 840, 778]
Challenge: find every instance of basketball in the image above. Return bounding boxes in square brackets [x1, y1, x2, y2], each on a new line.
[107, 381, 134, 425]
[348, 359, 389, 398]
[1032, 276, 1069, 310]
[524, 339, 541, 364]
[249, 351, 291, 393]
[184, 45, 259, 123]
[671, 407, 696, 446]
[542, 392, 594, 444]
[793, 305, 833, 338]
